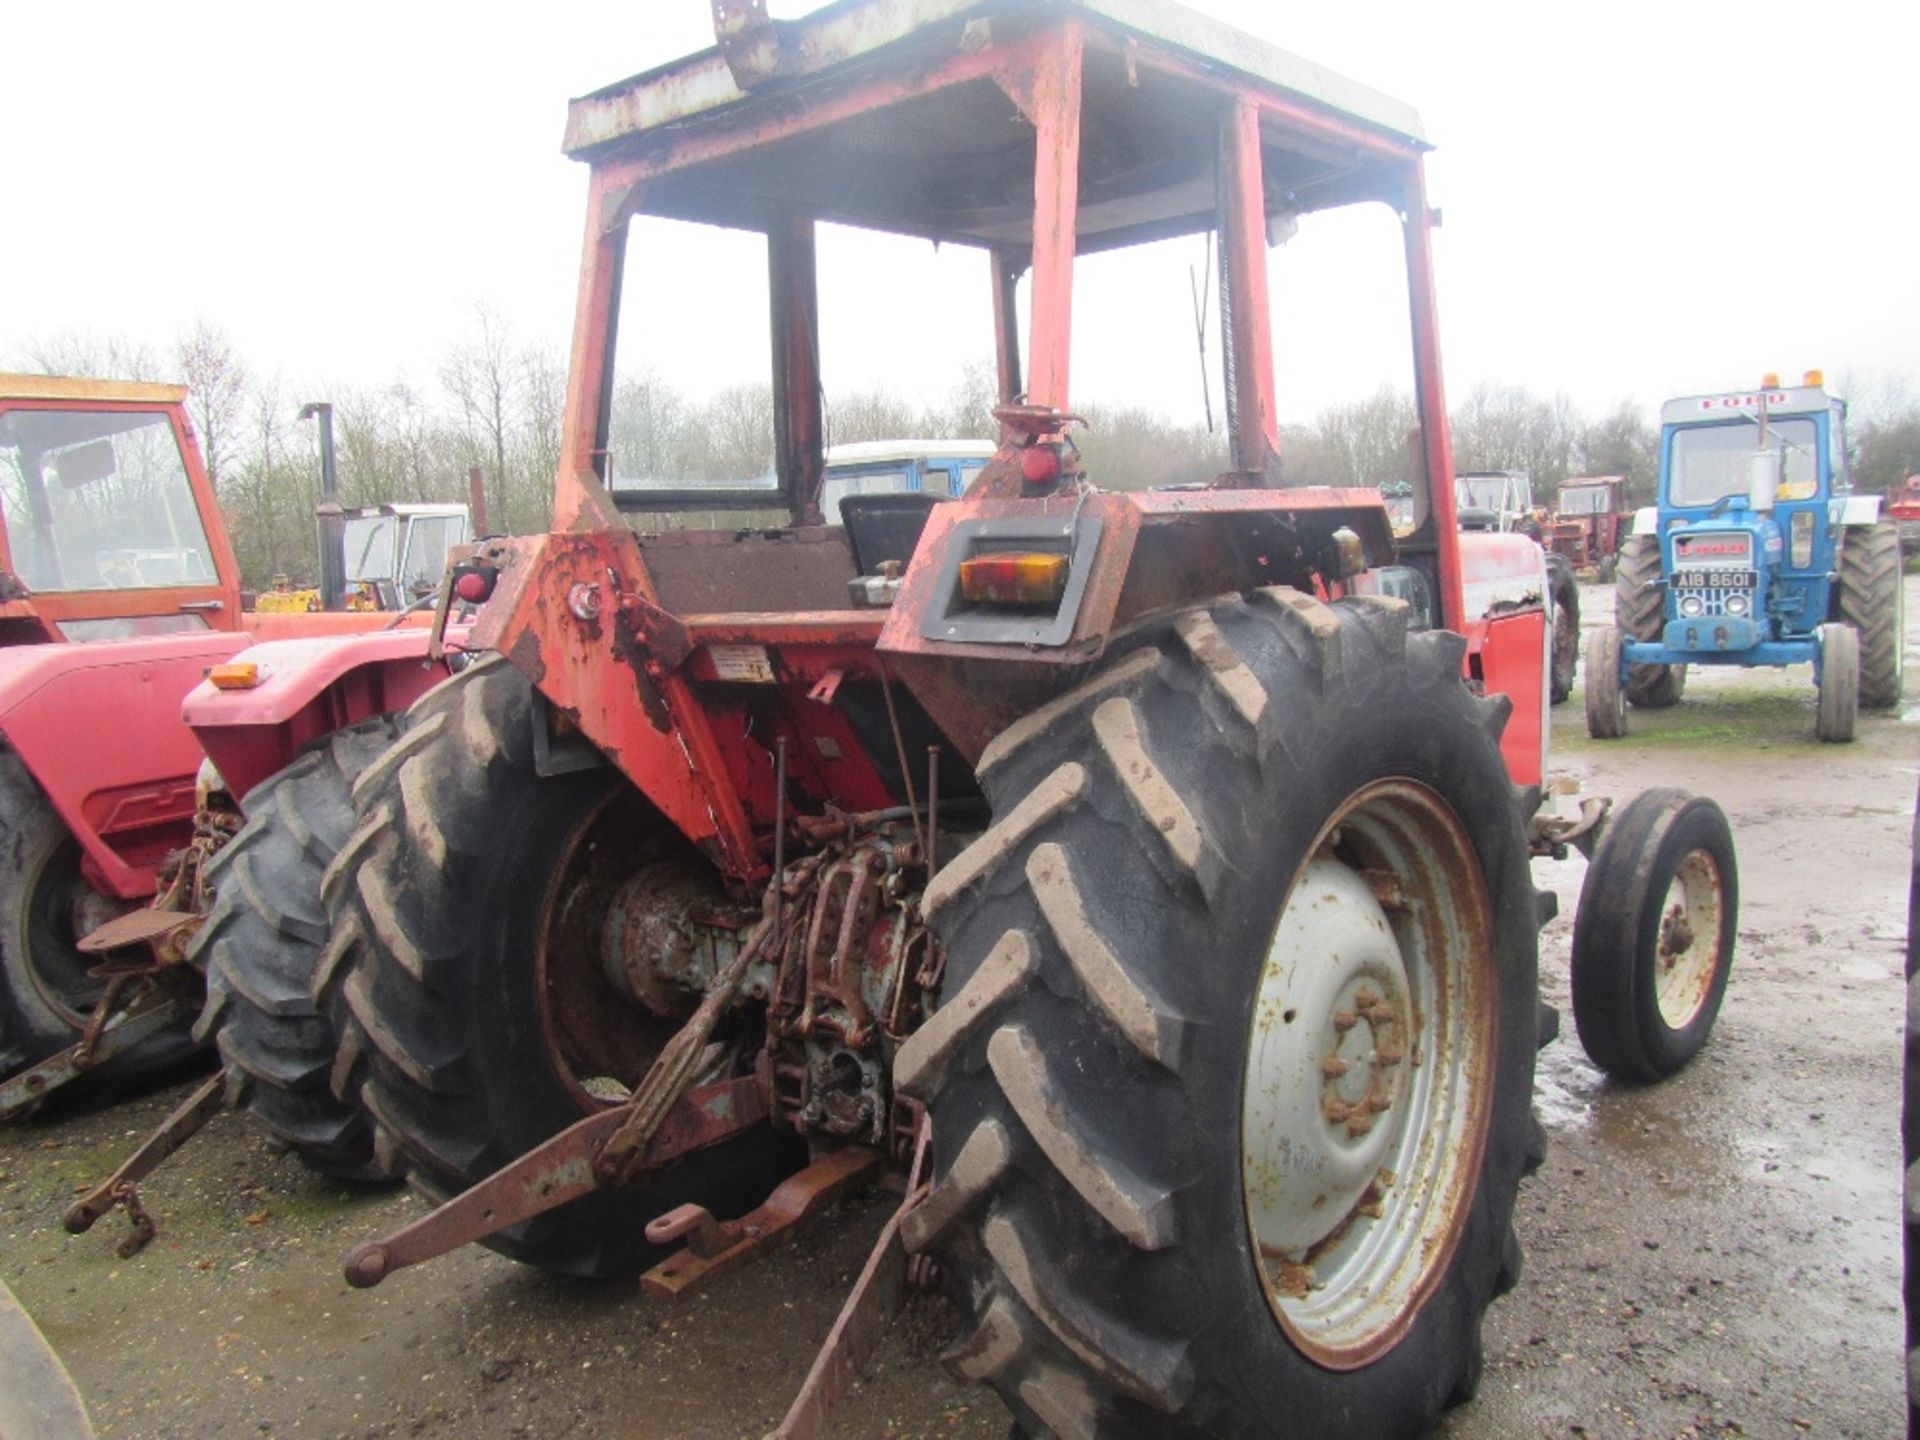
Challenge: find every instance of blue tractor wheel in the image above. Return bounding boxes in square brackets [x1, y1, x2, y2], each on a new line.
[1814, 623, 1859, 743]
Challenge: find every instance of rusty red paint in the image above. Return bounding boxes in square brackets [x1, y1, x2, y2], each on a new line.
[1221, 97, 1278, 477]
[1402, 160, 1466, 636]
[772, 215, 826, 526]
[1018, 25, 1083, 410]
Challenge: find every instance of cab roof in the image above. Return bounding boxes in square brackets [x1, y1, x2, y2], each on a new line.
[0, 373, 186, 406]
[566, 0, 1428, 252]
[1660, 385, 1841, 428]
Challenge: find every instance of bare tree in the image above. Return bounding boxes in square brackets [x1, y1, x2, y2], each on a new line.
[1577, 400, 1659, 503]
[14, 331, 159, 382]
[440, 304, 519, 528]
[174, 320, 249, 488]
[1312, 386, 1418, 489]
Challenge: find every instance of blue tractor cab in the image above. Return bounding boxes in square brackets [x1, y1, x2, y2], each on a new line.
[1587, 373, 1903, 742]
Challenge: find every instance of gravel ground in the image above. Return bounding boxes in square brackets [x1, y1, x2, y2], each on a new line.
[3, 575, 1914, 1440]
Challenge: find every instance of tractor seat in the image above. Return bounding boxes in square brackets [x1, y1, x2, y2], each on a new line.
[839, 492, 947, 576]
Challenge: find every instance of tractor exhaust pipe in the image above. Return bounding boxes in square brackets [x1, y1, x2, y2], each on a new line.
[298, 401, 347, 611]
[467, 466, 490, 536]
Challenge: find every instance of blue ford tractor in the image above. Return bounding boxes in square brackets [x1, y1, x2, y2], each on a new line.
[1586, 373, 1904, 742]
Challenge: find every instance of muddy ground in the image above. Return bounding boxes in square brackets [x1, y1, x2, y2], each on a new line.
[4, 577, 1915, 1440]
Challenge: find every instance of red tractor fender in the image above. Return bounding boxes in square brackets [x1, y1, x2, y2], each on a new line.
[1457, 531, 1551, 788]
[183, 628, 465, 803]
[0, 631, 256, 899]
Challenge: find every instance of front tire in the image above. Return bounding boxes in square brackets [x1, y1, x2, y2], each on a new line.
[1815, 623, 1859, 744]
[1585, 629, 1627, 739]
[898, 591, 1540, 1439]
[1615, 534, 1685, 708]
[1835, 521, 1904, 709]
[190, 717, 403, 1181]
[316, 656, 803, 1276]
[1570, 790, 1736, 1083]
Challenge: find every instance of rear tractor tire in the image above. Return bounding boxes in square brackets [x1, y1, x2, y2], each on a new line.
[1615, 534, 1686, 709]
[1835, 521, 1903, 710]
[0, 752, 199, 1093]
[1815, 623, 1859, 744]
[1570, 790, 1737, 1083]
[316, 655, 804, 1277]
[898, 590, 1542, 1439]
[189, 716, 405, 1182]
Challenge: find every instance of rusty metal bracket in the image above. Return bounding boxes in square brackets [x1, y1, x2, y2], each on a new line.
[712, 0, 783, 89]
[0, 994, 193, 1122]
[342, 1074, 768, 1288]
[639, 1145, 880, 1302]
[76, 906, 200, 958]
[1529, 795, 1612, 861]
[63, 1070, 224, 1250]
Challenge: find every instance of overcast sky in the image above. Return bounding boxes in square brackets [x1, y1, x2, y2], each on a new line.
[3, 1, 1915, 429]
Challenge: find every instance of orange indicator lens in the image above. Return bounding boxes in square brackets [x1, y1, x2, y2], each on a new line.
[209, 662, 261, 690]
[957, 552, 1069, 606]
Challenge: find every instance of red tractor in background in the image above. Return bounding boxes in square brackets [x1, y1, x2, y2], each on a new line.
[157, 4, 1739, 1434]
[1890, 474, 1920, 552]
[1549, 474, 1629, 581]
[0, 375, 462, 1152]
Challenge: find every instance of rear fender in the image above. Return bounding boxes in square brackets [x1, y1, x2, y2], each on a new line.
[183, 628, 461, 802]
[0, 631, 251, 898]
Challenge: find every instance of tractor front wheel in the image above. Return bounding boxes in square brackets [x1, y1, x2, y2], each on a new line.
[1836, 521, 1904, 709]
[189, 716, 403, 1181]
[316, 656, 803, 1276]
[1584, 629, 1627, 739]
[1570, 790, 1736, 1083]
[1615, 534, 1685, 708]
[1815, 623, 1859, 744]
[900, 591, 1540, 1439]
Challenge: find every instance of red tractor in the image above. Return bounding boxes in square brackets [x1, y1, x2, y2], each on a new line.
[0, 374, 460, 1138]
[1890, 474, 1920, 551]
[1549, 474, 1629, 580]
[178, 5, 1737, 1434]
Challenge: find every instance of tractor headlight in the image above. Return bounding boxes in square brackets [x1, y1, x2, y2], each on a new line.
[1723, 592, 1750, 617]
[1790, 510, 1814, 568]
[1678, 593, 1705, 618]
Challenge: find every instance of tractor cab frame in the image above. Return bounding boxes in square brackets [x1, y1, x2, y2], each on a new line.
[466, 0, 1536, 849]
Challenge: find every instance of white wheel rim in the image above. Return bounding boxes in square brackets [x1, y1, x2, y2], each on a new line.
[1241, 780, 1495, 1368]
[1653, 848, 1724, 1030]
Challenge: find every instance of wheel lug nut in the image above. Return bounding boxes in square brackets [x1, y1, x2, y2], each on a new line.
[1354, 986, 1379, 1008]
[1333, 1010, 1357, 1032]
[1321, 1057, 1349, 1078]
[1323, 1100, 1352, 1123]
[1345, 1115, 1374, 1138]
[1367, 1094, 1391, 1114]
[1376, 1048, 1401, 1067]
